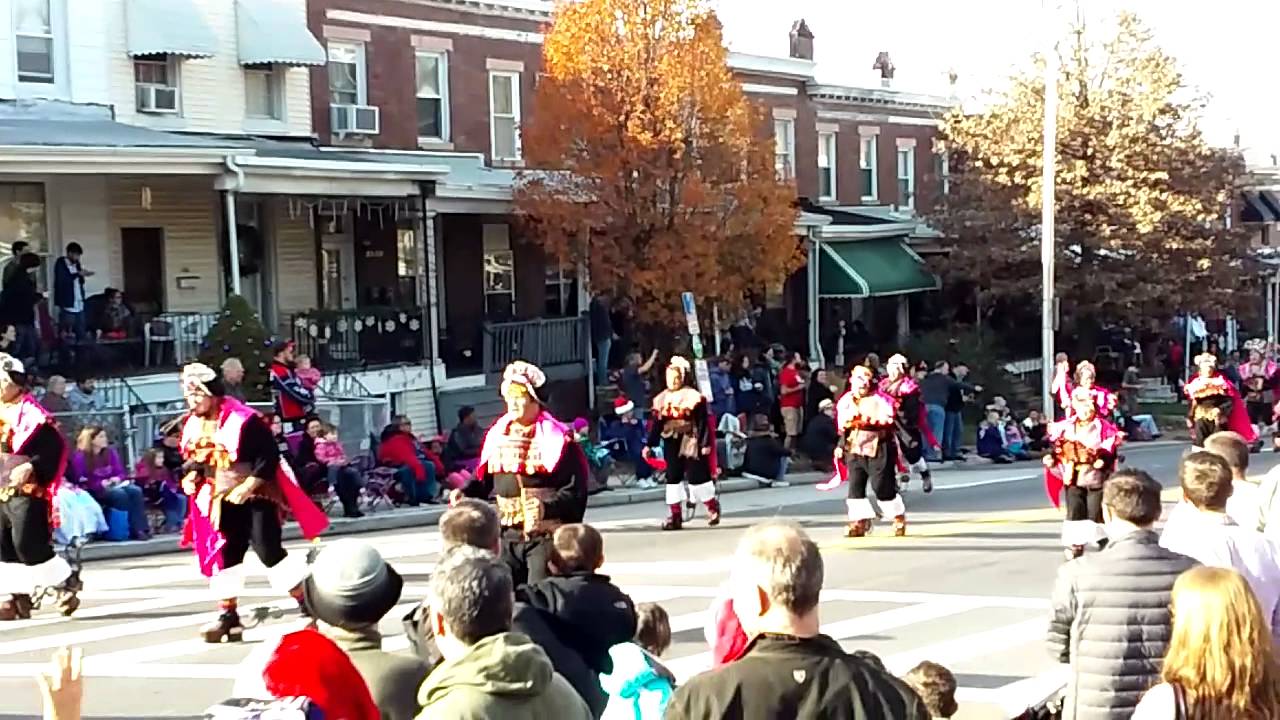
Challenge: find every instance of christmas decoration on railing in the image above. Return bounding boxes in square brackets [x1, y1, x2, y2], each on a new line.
[285, 197, 418, 228]
[291, 310, 423, 339]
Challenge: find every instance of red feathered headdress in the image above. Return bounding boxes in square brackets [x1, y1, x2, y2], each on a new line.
[262, 628, 381, 720]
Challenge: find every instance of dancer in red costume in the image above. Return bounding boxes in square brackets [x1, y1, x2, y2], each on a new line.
[646, 357, 719, 531]
[0, 354, 78, 620]
[819, 365, 906, 537]
[880, 354, 937, 493]
[1044, 387, 1124, 559]
[178, 363, 329, 643]
[1184, 352, 1256, 446]
[1239, 341, 1276, 444]
[1051, 355, 1117, 419]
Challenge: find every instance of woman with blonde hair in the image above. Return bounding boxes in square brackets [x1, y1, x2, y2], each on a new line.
[1133, 566, 1280, 719]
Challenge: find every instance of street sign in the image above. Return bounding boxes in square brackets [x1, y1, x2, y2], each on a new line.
[681, 291, 713, 399]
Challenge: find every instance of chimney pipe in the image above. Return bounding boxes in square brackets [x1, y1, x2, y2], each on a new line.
[789, 20, 814, 61]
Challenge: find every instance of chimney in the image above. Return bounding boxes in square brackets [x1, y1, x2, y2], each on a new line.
[873, 52, 895, 88]
[789, 20, 814, 61]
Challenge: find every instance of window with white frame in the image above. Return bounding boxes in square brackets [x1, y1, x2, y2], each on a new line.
[818, 132, 837, 200]
[897, 145, 916, 209]
[483, 224, 515, 320]
[489, 71, 522, 161]
[14, 0, 55, 84]
[935, 147, 950, 196]
[134, 56, 179, 114]
[545, 263, 578, 317]
[244, 64, 281, 120]
[327, 41, 365, 105]
[416, 51, 449, 142]
[773, 118, 795, 180]
[859, 134, 878, 200]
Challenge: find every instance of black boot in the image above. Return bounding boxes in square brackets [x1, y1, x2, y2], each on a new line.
[202, 603, 244, 643]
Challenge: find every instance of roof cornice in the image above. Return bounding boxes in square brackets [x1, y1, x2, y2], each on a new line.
[807, 83, 956, 112]
[727, 52, 816, 81]
[392, 0, 551, 21]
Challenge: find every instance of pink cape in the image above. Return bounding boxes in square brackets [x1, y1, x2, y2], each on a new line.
[818, 390, 896, 491]
[478, 410, 570, 478]
[181, 398, 329, 577]
[1043, 415, 1123, 508]
[16, 395, 68, 529]
[879, 376, 939, 473]
[1184, 373, 1258, 444]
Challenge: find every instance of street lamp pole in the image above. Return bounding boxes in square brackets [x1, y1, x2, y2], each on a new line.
[1041, 1, 1058, 419]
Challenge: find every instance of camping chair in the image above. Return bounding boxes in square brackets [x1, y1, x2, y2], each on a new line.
[285, 431, 337, 515]
[353, 432, 399, 512]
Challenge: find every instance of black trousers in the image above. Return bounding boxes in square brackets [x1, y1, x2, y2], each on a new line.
[846, 443, 899, 502]
[218, 499, 287, 570]
[662, 438, 712, 487]
[501, 529, 551, 587]
[1064, 485, 1104, 525]
[0, 496, 55, 567]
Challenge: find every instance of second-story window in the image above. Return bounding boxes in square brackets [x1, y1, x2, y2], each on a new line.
[134, 56, 179, 114]
[859, 134, 878, 201]
[935, 146, 951, 197]
[897, 144, 916, 210]
[489, 71, 522, 161]
[244, 64, 280, 120]
[14, 0, 55, 84]
[415, 51, 449, 142]
[818, 131, 837, 201]
[773, 118, 795, 180]
[327, 41, 365, 106]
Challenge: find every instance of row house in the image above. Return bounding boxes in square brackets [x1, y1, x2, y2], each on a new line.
[1241, 164, 1280, 340]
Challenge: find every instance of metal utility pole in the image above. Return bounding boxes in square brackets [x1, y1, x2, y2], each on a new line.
[1040, 0, 1059, 419]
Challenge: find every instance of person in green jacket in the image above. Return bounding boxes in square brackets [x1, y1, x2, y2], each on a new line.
[416, 547, 592, 720]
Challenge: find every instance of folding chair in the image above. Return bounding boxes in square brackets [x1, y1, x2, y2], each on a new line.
[354, 432, 400, 512]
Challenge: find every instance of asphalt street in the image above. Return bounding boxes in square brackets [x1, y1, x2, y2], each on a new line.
[0, 441, 1265, 720]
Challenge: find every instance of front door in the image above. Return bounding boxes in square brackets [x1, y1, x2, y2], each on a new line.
[121, 227, 164, 315]
[320, 237, 357, 310]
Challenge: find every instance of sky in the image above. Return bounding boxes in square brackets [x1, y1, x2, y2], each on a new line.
[710, 0, 1280, 167]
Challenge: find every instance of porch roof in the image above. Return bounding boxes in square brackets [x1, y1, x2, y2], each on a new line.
[0, 118, 243, 173]
[313, 148, 519, 211]
[215, 144, 453, 196]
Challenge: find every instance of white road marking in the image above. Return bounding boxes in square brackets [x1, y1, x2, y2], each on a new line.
[883, 617, 1048, 673]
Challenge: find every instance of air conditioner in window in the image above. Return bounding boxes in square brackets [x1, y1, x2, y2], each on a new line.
[330, 104, 380, 136]
[137, 85, 179, 113]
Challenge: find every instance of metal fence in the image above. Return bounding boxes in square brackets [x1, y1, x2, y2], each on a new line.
[51, 410, 135, 470]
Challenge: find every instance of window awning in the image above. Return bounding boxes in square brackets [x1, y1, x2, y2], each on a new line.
[818, 238, 939, 298]
[1242, 190, 1280, 224]
[235, 0, 326, 67]
[126, 0, 218, 58]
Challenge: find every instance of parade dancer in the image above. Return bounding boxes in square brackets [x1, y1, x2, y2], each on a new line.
[1184, 352, 1256, 447]
[0, 355, 78, 620]
[1239, 342, 1275, 445]
[457, 361, 589, 585]
[1044, 387, 1123, 559]
[178, 363, 329, 643]
[880, 354, 937, 494]
[646, 356, 719, 531]
[1051, 356, 1117, 419]
[820, 364, 907, 538]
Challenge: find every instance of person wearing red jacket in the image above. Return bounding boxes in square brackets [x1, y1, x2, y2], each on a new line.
[269, 341, 314, 430]
[377, 417, 439, 506]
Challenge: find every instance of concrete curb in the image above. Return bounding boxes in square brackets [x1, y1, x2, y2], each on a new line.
[79, 471, 831, 563]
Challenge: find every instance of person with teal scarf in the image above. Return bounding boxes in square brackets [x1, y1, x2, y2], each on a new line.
[600, 603, 675, 719]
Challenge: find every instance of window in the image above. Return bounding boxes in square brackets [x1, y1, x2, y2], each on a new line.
[327, 41, 365, 105]
[818, 132, 837, 200]
[482, 224, 515, 320]
[14, 0, 54, 84]
[859, 135, 878, 200]
[489, 71, 521, 161]
[545, 263, 578, 317]
[396, 228, 420, 305]
[415, 51, 449, 142]
[773, 119, 795, 180]
[134, 56, 179, 114]
[244, 64, 280, 120]
[897, 146, 916, 210]
[935, 148, 950, 196]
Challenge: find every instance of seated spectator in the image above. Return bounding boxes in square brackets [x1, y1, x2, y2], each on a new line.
[742, 414, 791, 488]
[69, 426, 148, 541]
[221, 358, 247, 402]
[264, 413, 306, 482]
[1048, 469, 1198, 718]
[294, 354, 322, 392]
[667, 522, 928, 718]
[985, 395, 1011, 421]
[133, 448, 186, 533]
[98, 288, 132, 339]
[976, 411, 1015, 463]
[903, 661, 959, 719]
[155, 420, 184, 475]
[716, 411, 747, 476]
[601, 602, 676, 720]
[1002, 420, 1032, 461]
[804, 368, 834, 425]
[1022, 410, 1049, 452]
[572, 418, 613, 494]
[1131, 566, 1280, 719]
[378, 417, 438, 506]
[53, 473, 107, 546]
[66, 374, 99, 412]
[799, 398, 838, 471]
[1160, 452, 1280, 644]
[40, 375, 71, 414]
[602, 396, 654, 487]
[421, 434, 448, 483]
[309, 420, 364, 519]
[416, 547, 593, 719]
[444, 406, 484, 474]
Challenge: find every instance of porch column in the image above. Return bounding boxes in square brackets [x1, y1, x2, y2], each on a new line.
[896, 295, 910, 347]
[223, 191, 242, 296]
[807, 234, 824, 368]
[417, 204, 441, 366]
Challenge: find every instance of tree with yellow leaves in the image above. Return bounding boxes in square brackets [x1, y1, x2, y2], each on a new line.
[932, 13, 1252, 333]
[515, 0, 801, 329]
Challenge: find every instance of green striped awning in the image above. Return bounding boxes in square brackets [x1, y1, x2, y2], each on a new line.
[818, 238, 939, 298]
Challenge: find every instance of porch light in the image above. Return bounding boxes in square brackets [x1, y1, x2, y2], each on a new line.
[141, 185, 152, 210]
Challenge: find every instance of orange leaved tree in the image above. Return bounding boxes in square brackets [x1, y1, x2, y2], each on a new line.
[516, 0, 802, 329]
